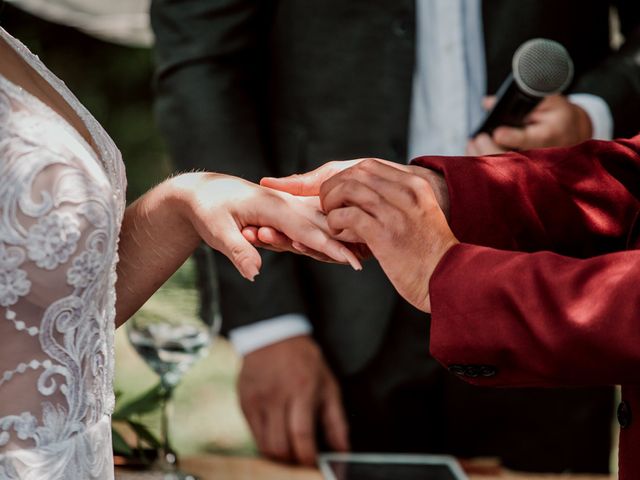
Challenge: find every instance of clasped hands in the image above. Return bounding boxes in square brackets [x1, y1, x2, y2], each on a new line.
[248, 159, 457, 313]
[167, 161, 456, 466]
[173, 95, 592, 314]
[172, 159, 456, 314]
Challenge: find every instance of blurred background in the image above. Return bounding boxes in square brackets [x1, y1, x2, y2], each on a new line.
[0, 0, 255, 456]
[1, 0, 627, 474]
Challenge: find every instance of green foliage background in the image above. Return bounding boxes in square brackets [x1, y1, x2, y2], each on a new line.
[1, 3, 170, 201]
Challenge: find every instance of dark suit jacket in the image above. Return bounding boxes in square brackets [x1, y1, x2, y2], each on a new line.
[414, 133, 640, 480]
[151, 0, 640, 375]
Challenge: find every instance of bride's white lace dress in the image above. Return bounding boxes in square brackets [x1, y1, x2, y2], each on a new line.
[0, 27, 126, 479]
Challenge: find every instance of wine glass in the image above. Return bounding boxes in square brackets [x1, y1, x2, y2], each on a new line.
[127, 244, 220, 480]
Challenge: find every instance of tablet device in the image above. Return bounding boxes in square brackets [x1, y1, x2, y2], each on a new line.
[318, 453, 468, 480]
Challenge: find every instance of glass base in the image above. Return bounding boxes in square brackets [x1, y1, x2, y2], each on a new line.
[160, 471, 197, 480]
[154, 453, 197, 480]
[114, 469, 197, 480]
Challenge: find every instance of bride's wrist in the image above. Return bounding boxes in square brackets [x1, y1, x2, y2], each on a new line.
[159, 173, 206, 245]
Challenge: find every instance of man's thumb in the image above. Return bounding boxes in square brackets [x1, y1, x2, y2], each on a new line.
[261, 171, 322, 196]
[261, 160, 362, 196]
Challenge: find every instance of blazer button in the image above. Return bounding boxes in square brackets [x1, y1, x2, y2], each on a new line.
[465, 365, 480, 377]
[618, 400, 632, 429]
[479, 365, 498, 377]
[448, 365, 466, 376]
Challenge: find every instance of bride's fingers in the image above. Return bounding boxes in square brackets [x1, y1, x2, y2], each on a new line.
[289, 219, 363, 271]
[243, 221, 348, 264]
[257, 227, 293, 250]
[237, 191, 362, 269]
[204, 219, 262, 281]
[252, 227, 345, 264]
[290, 241, 342, 264]
[242, 226, 259, 243]
[249, 227, 335, 263]
[257, 198, 362, 270]
[242, 226, 291, 252]
[243, 224, 346, 264]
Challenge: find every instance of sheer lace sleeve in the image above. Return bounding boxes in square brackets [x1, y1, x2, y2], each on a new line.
[0, 74, 120, 479]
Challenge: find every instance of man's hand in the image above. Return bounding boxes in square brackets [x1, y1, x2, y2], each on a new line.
[261, 159, 365, 196]
[467, 95, 593, 155]
[319, 159, 458, 312]
[237, 336, 349, 466]
[261, 159, 451, 220]
[255, 160, 452, 278]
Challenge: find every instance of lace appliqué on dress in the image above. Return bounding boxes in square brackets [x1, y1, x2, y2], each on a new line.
[0, 27, 126, 480]
[0, 244, 31, 308]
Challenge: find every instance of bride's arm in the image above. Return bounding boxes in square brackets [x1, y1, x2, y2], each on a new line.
[115, 172, 358, 327]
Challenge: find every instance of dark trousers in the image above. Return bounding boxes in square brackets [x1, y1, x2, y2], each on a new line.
[336, 301, 614, 473]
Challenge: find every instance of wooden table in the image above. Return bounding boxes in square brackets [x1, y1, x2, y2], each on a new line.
[115, 455, 614, 480]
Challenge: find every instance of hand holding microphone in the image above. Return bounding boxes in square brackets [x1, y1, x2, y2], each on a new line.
[468, 39, 593, 155]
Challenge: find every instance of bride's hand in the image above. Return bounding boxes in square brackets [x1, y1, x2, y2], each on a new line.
[239, 195, 371, 262]
[169, 173, 361, 280]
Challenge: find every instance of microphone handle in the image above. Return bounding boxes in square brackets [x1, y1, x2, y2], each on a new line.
[473, 73, 543, 136]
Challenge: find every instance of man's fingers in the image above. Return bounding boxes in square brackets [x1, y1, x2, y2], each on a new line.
[241, 402, 266, 457]
[261, 160, 362, 196]
[467, 134, 501, 155]
[465, 139, 481, 156]
[263, 403, 291, 461]
[320, 385, 350, 453]
[322, 159, 433, 215]
[327, 207, 379, 245]
[320, 159, 396, 201]
[482, 95, 497, 111]
[466, 137, 501, 156]
[288, 397, 317, 466]
[261, 172, 319, 197]
[331, 228, 365, 245]
[494, 124, 551, 150]
[321, 179, 385, 217]
[492, 127, 528, 149]
[477, 132, 507, 154]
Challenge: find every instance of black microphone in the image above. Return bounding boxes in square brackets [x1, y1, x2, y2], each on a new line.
[473, 38, 574, 136]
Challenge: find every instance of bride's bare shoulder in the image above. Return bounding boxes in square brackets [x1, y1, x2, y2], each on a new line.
[0, 31, 96, 152]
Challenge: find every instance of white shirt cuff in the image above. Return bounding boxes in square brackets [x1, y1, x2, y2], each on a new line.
[568, 93, 614, 141]
[228, 314, 313, 356]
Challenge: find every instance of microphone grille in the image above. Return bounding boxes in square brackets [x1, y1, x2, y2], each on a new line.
[512, 38, 574, 97]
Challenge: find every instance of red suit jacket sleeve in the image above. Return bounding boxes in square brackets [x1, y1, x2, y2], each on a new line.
[411, 135, 640, 387]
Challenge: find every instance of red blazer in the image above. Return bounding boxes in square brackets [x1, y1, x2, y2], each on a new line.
[413, 134, 640, 479]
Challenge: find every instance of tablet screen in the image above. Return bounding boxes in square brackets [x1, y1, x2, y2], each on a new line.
[327, 461, 459, 480]
[319, 454, 467, 480]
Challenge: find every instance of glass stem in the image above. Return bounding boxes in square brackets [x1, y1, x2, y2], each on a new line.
[159, 384, 178, 471]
